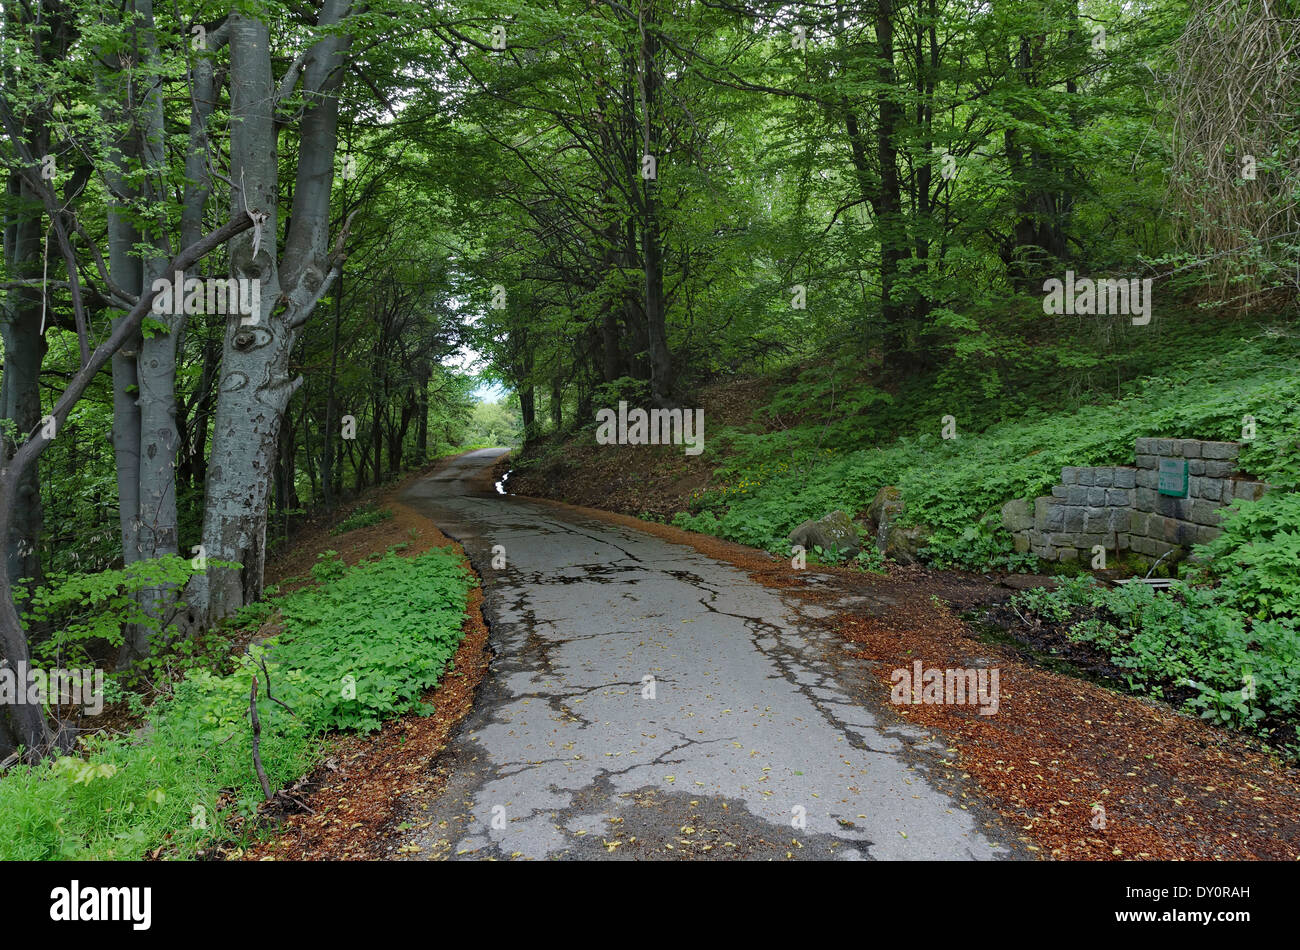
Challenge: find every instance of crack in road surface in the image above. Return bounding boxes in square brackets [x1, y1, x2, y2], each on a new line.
[400, 448, 1020, 860]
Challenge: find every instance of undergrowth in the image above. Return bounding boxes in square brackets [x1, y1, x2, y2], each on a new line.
[0, 548, 471, 860]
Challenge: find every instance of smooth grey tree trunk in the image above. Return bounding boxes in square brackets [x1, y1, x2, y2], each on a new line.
[0, 214, 254, 760]
[99, 13, 145, 576]
[187, 2, 352, 625]
[122, 0, 184, 664]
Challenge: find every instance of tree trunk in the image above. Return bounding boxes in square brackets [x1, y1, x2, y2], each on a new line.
[1, 171, 46, 596]
[0, 214, 254, 760]
[637, 0, 673, 406]
[874, 0, 906, 363]
[188, 2, 351, 626]
[123, 0, 183, 665]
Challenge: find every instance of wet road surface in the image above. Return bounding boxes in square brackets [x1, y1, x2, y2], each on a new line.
[399, 448, 1019, 860]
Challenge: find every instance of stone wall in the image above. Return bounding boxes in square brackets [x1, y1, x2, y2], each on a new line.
[1002, 438, 1269, 563]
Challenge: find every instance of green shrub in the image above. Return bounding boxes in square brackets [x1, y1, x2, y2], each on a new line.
[672, 332, 1300, 574]
[0, 547, 472, 860]
[21, 556, 215, 669]
[271, 550, 473, 732]
[1010, 578, 1300, 755]
[1187, 492, 1300, 621]
[331, 505, 394, 535]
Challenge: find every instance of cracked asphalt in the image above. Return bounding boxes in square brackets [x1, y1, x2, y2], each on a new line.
[399, 448, 1020, 860]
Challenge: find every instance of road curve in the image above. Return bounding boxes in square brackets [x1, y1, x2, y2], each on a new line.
[399, 448, 1018, 860]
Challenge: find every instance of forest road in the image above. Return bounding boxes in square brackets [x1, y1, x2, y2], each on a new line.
[399, 448, 1020, 860]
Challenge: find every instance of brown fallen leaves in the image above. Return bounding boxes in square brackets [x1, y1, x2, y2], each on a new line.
[837, 605, 1300, 860]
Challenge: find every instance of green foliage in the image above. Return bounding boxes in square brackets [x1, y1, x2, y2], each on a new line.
[592, 376, 651, 411]
[850, 547, 889, 574]
[920, 516, 1039, 573]
[0, 650, 319, 860]
[0, 548, 471, 860]
[270, 550, 473, 733]
[1011, 578, 1300, 756]
[21, 556, 228, 671]
[310, 550, 348, 584]
[1186, 493, 1300, 621]
[463, 397, 524, 447]
[673, 329, 1300, 573]
[331, 505, 394, 536]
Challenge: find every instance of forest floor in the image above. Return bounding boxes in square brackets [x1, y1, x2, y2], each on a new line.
[501, 375, 774, 518]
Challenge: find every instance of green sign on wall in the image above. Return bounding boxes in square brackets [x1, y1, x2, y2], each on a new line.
[1158, 458, 1189, 497]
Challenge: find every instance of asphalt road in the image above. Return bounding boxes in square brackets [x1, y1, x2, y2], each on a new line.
[400, 448, 1017, 860]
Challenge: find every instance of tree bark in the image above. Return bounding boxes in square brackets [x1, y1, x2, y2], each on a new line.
[0, 214, 254, 759]
[188, 2, 352, 626]
[1, 171, 46, 597]
[637, 0, 673, 406]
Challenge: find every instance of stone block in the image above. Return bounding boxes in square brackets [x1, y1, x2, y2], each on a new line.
[1205, 460, 1234, 478]
[1233, 480, 1267, 502]
[1201, 441, 1239, 460]
[1136, 454, 1158, 470]
[1084, 508, 1110, 534]
[1001, 497, 1034, 533]
[1191, 477, 1221, 502]
[1065, 508, 1085, 532]
[1077, 468, 1095, 487]
[1113, 468, 1136, 489]
[1134, 437, 1157, 455]
[1190, 500, 1221, 527]
[1188, 459, 1206, 476]
[1060, 467, 1079, 485]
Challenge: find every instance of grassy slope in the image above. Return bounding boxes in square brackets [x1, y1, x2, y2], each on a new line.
[512, 314, 1300, 568]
